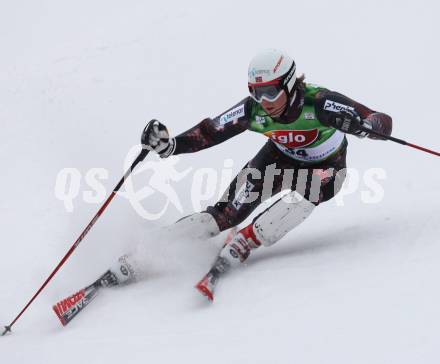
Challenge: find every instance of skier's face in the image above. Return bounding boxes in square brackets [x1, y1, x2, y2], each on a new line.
[260, 90, 288, 117]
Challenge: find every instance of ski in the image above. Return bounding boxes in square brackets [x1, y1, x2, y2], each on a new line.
[195, 226, 237, 301]
[52, 269, 120, 327]
[52, 227, 239, 325]
[52, 283, 100, 326]
[195, 273, 217, 301]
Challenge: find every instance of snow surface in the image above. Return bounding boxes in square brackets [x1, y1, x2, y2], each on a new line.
[1, 0, 440, 363]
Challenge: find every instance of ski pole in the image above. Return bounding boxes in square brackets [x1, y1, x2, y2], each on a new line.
[361, 126, 440, 157]
[2, 148, 149, 336]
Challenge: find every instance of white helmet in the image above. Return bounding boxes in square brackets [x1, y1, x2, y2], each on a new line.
[248, 49, 297, 102]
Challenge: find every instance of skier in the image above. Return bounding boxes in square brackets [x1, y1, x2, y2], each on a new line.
[54, 48, 393, 323]
[100, 48, 393, 300]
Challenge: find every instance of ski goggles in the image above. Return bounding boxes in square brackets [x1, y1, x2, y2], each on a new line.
[248, 82, 284, 103]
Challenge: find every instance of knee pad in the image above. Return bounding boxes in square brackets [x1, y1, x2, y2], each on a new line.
[168, 212, 220, 240]
[252, 192, 315, 247]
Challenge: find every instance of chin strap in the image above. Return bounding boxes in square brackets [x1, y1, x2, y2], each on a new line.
[278, 84, 304, 120]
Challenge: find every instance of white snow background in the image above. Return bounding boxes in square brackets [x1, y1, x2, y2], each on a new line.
[1, 0, 439, 363]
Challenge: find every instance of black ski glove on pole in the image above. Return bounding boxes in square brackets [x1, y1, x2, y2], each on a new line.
[141, 119, 175, 158]
[329, 109, 372, 138]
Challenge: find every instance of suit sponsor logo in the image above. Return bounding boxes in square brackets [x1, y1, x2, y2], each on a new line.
[232, 180, 254, 210]
[323, 100, 354, 113]
[219, 104, 245, 125]
[255, 115, 266, 125]
[304, 112, 315, 120]
[265, 129, 319, 148]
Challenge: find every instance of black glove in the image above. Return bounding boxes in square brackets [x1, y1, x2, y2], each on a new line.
[329, 109, 371, 138]
[141, 120, 175, 157]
